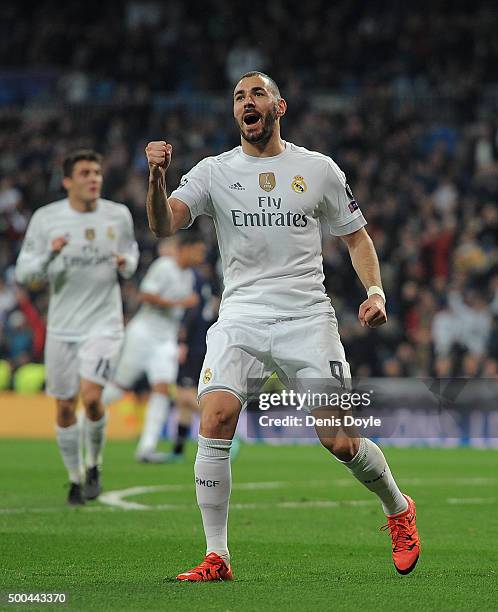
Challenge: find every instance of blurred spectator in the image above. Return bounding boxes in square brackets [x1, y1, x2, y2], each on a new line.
[15, 288, 45, 362]
[0, 277, 17, 325]
[432, 302, 458, 357]
[474, 123, 498, 172]
[226, 40, 267, 84]
[4, 310, 32, 369]
[449, 290, 493, 357]
[0, 176, 22, 214]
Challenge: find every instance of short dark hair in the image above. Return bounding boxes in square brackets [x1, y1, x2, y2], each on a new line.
[177, 230, 204, 246]
[62, 149, 103, 177]
[238, 71, 281, 99]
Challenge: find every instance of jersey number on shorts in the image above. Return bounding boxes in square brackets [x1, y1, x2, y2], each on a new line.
[329, 361, 345, 388]
[95, 358, 111, 381]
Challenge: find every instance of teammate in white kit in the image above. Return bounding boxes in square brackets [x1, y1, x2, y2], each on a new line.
[15, 150, 139, 505]
[103, 233, 205, 462]
[145, 72, 421, 580]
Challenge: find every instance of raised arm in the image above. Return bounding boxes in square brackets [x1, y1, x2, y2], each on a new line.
[145, 141, 191, 237]
[340, 227, 387, 328]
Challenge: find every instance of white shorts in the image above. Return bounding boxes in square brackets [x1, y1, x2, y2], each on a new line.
[45, 334, 123, 399]
[113, 319, 179, 389]
[198, 312, 351, 403]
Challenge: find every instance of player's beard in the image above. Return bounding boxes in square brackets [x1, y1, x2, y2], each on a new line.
[239, 105, 278, 145]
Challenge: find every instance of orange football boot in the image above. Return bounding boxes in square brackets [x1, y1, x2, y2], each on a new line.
[382, 494, 421, 575]
[176, 552, 233, 582]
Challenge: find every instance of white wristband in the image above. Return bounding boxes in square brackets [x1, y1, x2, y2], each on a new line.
[367, 285, 386, 302]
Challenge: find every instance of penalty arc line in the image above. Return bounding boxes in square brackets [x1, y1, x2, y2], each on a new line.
[97, 479, 498, 511]
[1, 478, 496, 514]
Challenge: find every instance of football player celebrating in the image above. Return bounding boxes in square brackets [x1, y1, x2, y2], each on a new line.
[145, 72, 420, 580]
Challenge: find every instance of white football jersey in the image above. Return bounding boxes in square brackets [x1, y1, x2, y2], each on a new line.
[171, 142, 366, 318]
[15, 198, 139, 340]
[132, 256, 195, 340]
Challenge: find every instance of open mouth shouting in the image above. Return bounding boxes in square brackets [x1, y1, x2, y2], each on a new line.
[243, 110, 262, 128]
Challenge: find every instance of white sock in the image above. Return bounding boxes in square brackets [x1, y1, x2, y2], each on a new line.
[340, 437, 408, 516]
[55, 422, 83, 484]
[84, 414, 107, 468]
[195, 434, 232, 565]
[137, 393, 170, 455]
[101, 382, 124, 407]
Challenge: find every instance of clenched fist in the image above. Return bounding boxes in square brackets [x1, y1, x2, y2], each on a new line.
[51, 236, 68, 254]
[145, 141, 173, 180]
[358, 294, 387, 328]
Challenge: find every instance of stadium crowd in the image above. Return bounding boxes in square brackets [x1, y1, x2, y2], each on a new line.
[1, 1, 497, 382]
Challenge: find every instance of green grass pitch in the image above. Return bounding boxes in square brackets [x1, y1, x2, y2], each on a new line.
[1, 439, 497, 611]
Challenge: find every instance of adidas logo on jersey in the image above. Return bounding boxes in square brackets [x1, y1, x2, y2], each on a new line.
[229, 182, 245, 190]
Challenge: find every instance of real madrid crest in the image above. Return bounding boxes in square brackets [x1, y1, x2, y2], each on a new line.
[291, 175, 307, 193]
[259, 172, 276, 192]
[85, 228, 95, 241]
[203, 368, 213, 384]
[107, 226, 116, 240]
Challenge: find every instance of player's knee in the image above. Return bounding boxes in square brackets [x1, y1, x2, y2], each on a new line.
[152, 382, 169, 395]
[200, 407, 237, 437]
[56, 399, 77, 427]
[199, 391, 241, 437]
[320, 436, 358, 462]
[81, 391, 103, 420]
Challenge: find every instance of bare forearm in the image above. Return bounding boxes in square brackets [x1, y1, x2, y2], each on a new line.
[146, 175, 173, 237]
[341, 228, 387, 327]
[347, 233, 383, 291]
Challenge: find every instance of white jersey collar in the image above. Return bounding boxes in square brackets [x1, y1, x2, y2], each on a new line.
[238, 141, 290, 163]
[66, 198, 101, 215]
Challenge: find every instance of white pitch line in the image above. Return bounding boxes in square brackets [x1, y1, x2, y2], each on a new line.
[98, 481, 292, 510]
[236, 481, 290, 490]
[1, 476, 497, 515]
[0, 499, 380, 514]
[1, 496, 494, 515]
[0, 496, 494, 515]
[0, 506, 119, 514]
[400, 477, 498, 486]
[99, 477, 498, 510]
[447, 497, 495, 505]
